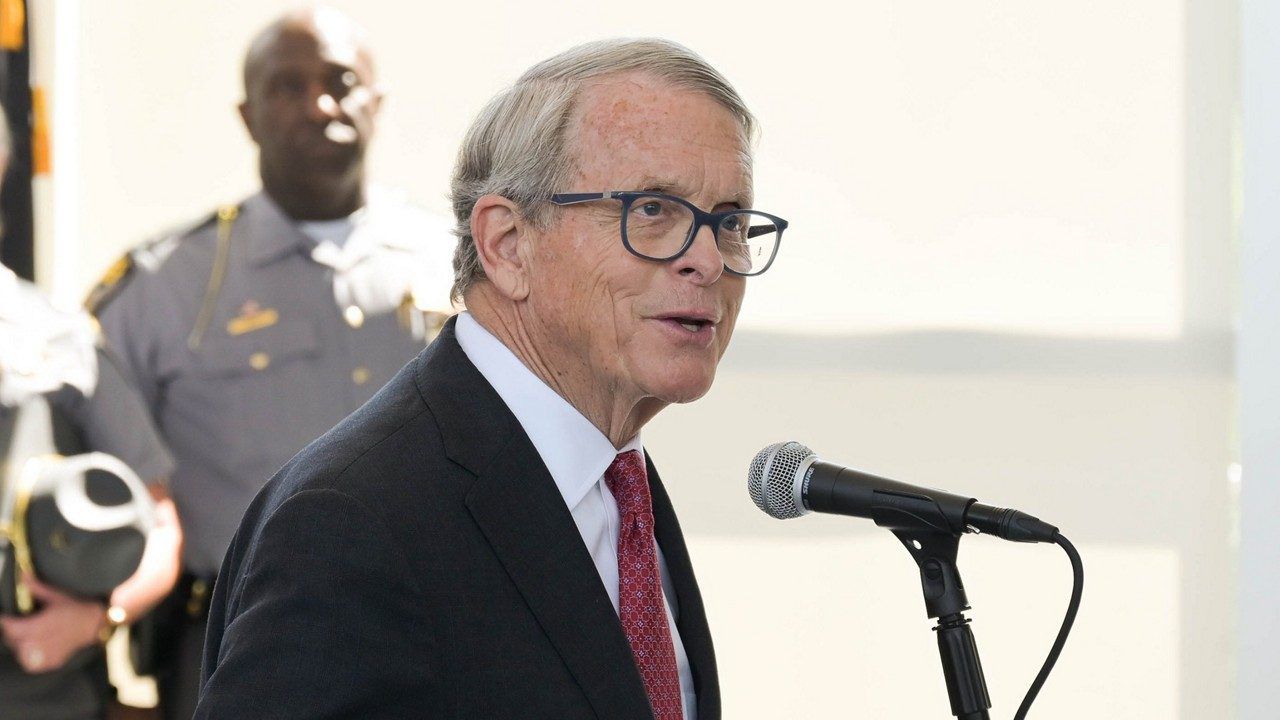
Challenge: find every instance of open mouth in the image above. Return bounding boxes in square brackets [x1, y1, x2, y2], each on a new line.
[323, 121, 358, 145]
[656, 314, 717, 334]
[673, 318, 711, 332]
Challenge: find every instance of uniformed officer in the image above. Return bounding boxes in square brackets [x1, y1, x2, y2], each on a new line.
[89, 7, 453, 719]
[0, 259, 182, 720]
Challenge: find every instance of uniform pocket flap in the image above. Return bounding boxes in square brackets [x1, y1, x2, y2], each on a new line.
[193, 321, 320, 376]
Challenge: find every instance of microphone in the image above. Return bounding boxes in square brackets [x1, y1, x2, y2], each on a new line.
[748, 441, 1058, 543]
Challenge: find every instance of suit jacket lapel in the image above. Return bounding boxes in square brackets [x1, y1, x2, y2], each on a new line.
[647, 453, 721, 720]
[416, 320, 654, 720]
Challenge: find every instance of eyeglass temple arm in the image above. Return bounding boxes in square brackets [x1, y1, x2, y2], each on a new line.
[550, 192, 611, 205]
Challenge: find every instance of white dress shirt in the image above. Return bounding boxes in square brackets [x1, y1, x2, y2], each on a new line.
[456, 312, 697, 719]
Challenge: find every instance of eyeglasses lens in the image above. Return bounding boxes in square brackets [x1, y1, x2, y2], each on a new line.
[623, 195, 778, 275]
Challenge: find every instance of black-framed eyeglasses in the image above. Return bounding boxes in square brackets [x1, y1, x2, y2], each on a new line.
[549, 191, 787, 277]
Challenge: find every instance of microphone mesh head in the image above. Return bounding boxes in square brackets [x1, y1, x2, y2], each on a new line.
[747, 441, 815, 519]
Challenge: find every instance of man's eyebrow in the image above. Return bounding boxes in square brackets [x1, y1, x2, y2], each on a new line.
[633, 178, 681, 195]
[632, 177, 753, 208]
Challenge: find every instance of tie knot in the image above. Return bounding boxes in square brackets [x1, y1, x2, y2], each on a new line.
[604, 450, 652, 517]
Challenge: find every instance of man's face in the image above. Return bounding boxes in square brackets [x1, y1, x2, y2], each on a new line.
[240, 22, 379, 188]
[524, 74, 751, 408]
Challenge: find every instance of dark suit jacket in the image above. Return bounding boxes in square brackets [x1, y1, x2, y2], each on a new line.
[194, 318, 720, 719]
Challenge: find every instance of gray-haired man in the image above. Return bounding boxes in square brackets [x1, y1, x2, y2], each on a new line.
[196, 38, 786, 720]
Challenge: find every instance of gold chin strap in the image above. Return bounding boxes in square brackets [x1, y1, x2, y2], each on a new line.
[8, 455, 55, 614]
[187, 205, 240, 351]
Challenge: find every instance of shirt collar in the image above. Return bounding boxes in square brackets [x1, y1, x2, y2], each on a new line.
[455, 312, 641, 510]
[296, 215, 357, 248]
[248, 188, 427, 269]
[244, 192, 317, 266]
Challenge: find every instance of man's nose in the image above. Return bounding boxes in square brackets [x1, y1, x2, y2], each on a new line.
[674, 223, 725, 285]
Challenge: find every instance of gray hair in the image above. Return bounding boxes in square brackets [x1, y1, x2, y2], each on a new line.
[448, 38, 756, 302]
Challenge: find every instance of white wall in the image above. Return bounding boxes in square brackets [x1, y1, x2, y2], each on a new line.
[51, 0, 1195, 340]
[39, 0, 1238, 716]
[1237, 0, 1278, 716]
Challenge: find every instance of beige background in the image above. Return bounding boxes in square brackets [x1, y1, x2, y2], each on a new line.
[32, 0, 1238, 717]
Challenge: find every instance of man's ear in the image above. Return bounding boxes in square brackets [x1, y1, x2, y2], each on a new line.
[237, 100, 258, 143]
[368, 83, 386, 118]
[471, 195, 532, 301]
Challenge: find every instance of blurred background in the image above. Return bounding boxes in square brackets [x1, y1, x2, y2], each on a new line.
[5, 0, 1276, 717]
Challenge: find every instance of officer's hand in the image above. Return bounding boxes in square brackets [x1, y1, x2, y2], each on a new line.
[0, 574, 105, 674]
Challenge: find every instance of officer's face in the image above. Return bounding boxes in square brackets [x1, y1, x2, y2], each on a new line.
[523, 74, 750, 410]
[240, 21, 380, 196]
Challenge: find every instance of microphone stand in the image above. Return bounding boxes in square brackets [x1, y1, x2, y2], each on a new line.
[891, 529, 991, 720]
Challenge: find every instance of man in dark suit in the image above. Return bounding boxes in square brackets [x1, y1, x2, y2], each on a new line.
[195, 37, 787, 719]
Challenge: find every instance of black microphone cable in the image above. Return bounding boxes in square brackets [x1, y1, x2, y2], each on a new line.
[1014, 532, 1083, 719]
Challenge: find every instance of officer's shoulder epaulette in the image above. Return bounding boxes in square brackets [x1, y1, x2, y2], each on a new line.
[84, 252, 136, 316]
[84, 209, 223, 316]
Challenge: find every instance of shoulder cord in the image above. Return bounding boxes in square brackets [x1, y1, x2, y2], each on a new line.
[6, 454, 44, 614]
[186, 206, 240, 351]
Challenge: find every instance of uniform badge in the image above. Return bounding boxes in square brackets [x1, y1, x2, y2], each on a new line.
[226, 301, 279, 336]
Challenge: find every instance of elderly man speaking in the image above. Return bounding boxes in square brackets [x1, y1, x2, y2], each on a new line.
[196, 38, 785, 720]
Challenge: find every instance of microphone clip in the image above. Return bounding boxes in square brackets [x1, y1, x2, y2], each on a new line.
[892, 529, 993, 719]
[891, 529, 970, 620]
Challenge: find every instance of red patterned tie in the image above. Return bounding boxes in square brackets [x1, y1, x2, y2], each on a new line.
[605, 450, 684, 720]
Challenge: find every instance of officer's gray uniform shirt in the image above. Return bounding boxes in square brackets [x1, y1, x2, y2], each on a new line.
[95, 191, 453, 576]
[1, 267, 175, 720]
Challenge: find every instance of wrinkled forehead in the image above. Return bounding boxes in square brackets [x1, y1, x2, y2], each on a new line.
[566, 73, 754, 206]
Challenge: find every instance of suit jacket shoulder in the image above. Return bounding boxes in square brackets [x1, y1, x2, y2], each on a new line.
[198, 317, 721, 719]
[198, 340, 446, 718]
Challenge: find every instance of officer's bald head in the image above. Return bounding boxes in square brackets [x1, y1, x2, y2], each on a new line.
[238, 6, 383, 220]
[242, 6, 376, 99]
